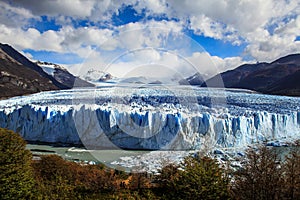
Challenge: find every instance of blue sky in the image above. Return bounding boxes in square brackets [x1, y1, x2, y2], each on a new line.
[23, 49, 84, 64]
[0, 0, 299, 78]
[26, 5, 246, 59]
[28, 16, 62, 33]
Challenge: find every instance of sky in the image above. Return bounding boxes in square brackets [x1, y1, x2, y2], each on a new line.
[0, 0, 299, 79]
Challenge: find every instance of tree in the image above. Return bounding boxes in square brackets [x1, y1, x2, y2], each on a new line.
[282, 145, 300, 200]
[160, 155, 230, 200]
[32, 154, 77, 199]
[32, 154, 120, 199]
[231, 145, 283, 200]
[0, 128, 35, 200]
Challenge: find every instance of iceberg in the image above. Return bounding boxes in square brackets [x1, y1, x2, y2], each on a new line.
[0, 86, 299, 151]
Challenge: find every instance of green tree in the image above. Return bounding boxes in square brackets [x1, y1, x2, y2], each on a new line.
[0, 128, 35, 200]
[161, 155, 230, 200]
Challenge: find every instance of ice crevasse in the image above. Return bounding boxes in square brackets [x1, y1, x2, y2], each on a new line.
[0, 87, 299, 151]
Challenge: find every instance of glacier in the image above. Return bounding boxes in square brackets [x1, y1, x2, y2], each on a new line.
[0, 86, 299, 151]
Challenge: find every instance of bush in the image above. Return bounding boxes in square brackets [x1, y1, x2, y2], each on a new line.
[32, 154, 121, 199]
[281, 146, 300, 199]
[231, 146, 283, 200]
[159, 156, 230, 200]
[0, 128, 36, 200]
[32, 154, 79, 199]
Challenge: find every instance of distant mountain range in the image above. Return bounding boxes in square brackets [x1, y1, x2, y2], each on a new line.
[182, 54, 300, 96]
[0, 43, 93, 99]
[81, 69, 113, 82]
[1, 43, 299, 98]
[179, 72, 205, 86]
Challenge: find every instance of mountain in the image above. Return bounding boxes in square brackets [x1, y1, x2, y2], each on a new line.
[0, 43, 68, 89]
[265, 69, 300, 96]
[0, 45, 58, 99]
[36, 61, 94, 88]
[148, 80, 162, 84]
[204, 54, 300, 96]
[81, 69, 113, 82]
[0, 43, 93, 99]
[119, 76, 174, 85]
[82, 69, 187, 86]
[179, 72, 206, 85]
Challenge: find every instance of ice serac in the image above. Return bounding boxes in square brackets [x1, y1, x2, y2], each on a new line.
[0, 87, 299, 150]
[0, 105, 80, 144]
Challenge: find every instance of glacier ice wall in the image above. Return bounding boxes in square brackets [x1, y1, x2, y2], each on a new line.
[0, 87, 299, 150]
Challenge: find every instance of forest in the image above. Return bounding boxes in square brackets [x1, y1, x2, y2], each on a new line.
[0, 128, 299, 200]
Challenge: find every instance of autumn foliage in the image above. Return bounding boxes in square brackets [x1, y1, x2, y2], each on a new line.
[0, 128, 299, 199]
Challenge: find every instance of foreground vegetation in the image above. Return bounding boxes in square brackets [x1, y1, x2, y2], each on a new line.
[0, 128, 299, 199]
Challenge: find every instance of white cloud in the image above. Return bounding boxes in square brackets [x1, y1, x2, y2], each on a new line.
[20, 51, 34, 60]
[0, 1, 39, 28]
[9, 0, 96, 18]
[134, 0, 167, 16]
[166, 0, 298, 34]
[61, 26, 114, 49]
[0, 23, 115, 53]
[211, 55, 246, 73]
[190, 15, 224, 40]
[0, 0, 299, 74]
[244, 17, 300, 62]
[165, 0, 300, 61]
[186, 52, 245, 78]
[274, 15, 300, 38]
[0, 25, 64, 52]
[114, 20, 183, 50]
[69, 44, 244, 81]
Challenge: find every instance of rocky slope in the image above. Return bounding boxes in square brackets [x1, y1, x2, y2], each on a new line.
[81, 69, 113, 82]
[203, 54, 300, 96]
[179, 72, 206, 85]
[36, 61, 94, 88]
[0, 47, 58, 99]
[0, 43, 93, 99]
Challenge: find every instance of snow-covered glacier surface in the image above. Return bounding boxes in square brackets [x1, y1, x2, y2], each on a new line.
[0, 86, 299, 151]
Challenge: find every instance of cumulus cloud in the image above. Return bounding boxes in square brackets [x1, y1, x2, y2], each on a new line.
[244, 17, 300, 62]
[166, 0, 298, 33]
[185, 52, 246, 78]
[134, 0, 167, 16]
[69, 45, 243, 81]
[0, 1, 39, 28]
[0, 25, 64, 52]
[0, 0, 299, 76]
[138, 0, 300, 60]
[190, 15, 225, 40]
[0, 19, 184, 67]
[5, 0, 96, 18]
[114, 20, 184, 50]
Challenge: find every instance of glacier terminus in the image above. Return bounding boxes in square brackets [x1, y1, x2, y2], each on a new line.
[0, 85, 299, 152]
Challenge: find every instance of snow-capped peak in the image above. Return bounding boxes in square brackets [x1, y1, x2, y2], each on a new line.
[36, 61, 67, 76]
[81, 69, 113, 82]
